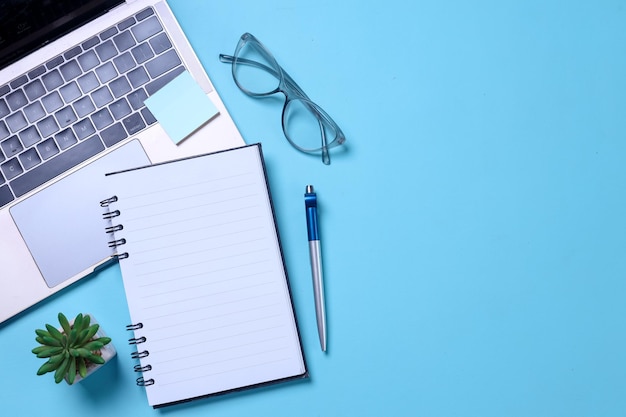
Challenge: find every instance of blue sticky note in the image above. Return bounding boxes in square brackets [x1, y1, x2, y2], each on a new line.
[144, 70, 219, 144]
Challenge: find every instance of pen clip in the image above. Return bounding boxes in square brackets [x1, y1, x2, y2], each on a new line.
[304, 186, 319, 241]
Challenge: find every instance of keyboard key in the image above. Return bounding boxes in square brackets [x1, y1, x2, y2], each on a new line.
[14, 135, 105, 198]
[141, 107, 156, 125]
[136, 8, 154, 21]
[110, 77, 131, 98]
[37, 116, 60, 138]
[1, 157, 23, 180]
[24, 80, 46, 101]
[55, 129, 78, 150]
[145, 50, 181, 79]
[0, 121, 9, 140]
[6, 111, 27, 133]
[37, 138, 60, 160]
[24, 101, 46, 123]
[74, 118, 96, 140]
[19, 148, 41, 170]
[123, 113, 146, 136]
[46, 56, 64, 70]
[64, 46, 82, 60]
[82, 36, 100, 50]
[96, 40, 117, 62]
[60, 60, 82, 82]
[114, 30, 136, 52]
[127, 88, 148, 110]
[110, 98, 131, 120]
[60, 81, 82, 103]
[73, 96, 96, 118]
[10, 75, 28, 89]
[101, 122, 127, 147]
[1, 135, 23, 157]
[92, 108, 114, 130]
[0, 85, 9, 96]
[128, 67, 149, 88]
[19, 126, 41, 147]
[6, 89, 28, 111]
[95, 62, 118, 83]
[78, 71, 100, 93]
[118, 17, 136, 31]
[42, 91, 64, 113]
[132, 16, 163, 42]
[42, 69, 64, 91]
[131, 42, 154, 64]
[0, 184, 13, 208]
[145, 65, 184, 95]
[100, 27, 118, 40]
[149, 33, 172, 55]
[113, 52, 136, 74]
[92, 86, 114, 108]
[0, 99, 9, 118]
[28, 66, 46, 79]
[77, 50, 100, 72]
[55, 106, 78, 128]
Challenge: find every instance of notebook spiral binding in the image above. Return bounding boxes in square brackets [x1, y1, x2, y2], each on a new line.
[131, 350, 150, 359]
[137, 376, 155, 386]
[127, 322, 154, 386]
[100, 196, 118, 207]
[100, 196, 129, 260]
[134, 364, 153, 372]
[106, 192, 153, 390]
[129, 336, 147, 345]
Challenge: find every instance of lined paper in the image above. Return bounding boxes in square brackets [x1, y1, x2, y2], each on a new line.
[104, 145, 306, 407]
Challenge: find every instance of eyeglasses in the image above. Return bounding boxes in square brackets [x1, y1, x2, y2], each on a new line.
[219, 33, 345, 165]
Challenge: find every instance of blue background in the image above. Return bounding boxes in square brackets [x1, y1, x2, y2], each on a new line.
[2, 0, 625, 416]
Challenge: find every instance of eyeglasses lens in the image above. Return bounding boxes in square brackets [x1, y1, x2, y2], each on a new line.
[283, 99, 338, 152]
[233, 40, 280, 95]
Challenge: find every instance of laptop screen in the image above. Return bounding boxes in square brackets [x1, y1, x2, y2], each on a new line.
[0, 0, 124, 69]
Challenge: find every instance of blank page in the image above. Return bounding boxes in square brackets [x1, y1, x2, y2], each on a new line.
[103, 144, 306, 407]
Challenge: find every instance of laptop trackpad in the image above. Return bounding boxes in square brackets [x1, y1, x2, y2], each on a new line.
[10, 140, 150, 288]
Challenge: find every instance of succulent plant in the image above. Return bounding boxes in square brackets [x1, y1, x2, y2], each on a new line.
[32, 312, 112, 384]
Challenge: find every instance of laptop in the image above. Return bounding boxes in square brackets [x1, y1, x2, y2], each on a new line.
[0, 0, 244, 324]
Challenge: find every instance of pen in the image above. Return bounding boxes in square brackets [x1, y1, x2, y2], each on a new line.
[304, 185, 327, 352]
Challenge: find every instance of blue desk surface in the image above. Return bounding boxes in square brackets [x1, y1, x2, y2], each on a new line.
[2, 1, 625, 416]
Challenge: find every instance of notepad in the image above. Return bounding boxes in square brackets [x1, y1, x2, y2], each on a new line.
[144, 70, 219, 144]
[101, 144, 307, 408]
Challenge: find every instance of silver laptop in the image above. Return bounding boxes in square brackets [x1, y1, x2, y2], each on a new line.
[0, 0, 244, 324]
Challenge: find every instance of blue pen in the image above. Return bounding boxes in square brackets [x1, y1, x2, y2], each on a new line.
[305, 185, 327, 352]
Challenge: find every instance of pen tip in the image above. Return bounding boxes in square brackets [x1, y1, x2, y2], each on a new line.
[306, 185, 314, 193]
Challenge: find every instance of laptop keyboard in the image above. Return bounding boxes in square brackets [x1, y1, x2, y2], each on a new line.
[0, 7, 186, 209]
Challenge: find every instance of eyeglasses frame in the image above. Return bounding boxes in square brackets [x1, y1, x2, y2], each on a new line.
[219, 33, 345, 165]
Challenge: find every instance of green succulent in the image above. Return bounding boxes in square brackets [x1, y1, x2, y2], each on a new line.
[32, 312, 112, 385]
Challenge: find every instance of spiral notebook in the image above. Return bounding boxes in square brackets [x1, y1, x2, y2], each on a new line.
[100, 144, 307, 408]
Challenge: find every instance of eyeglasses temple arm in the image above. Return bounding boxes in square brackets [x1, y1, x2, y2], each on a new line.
[220, 54, 312, 100]
[219, 54, 284, 80]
